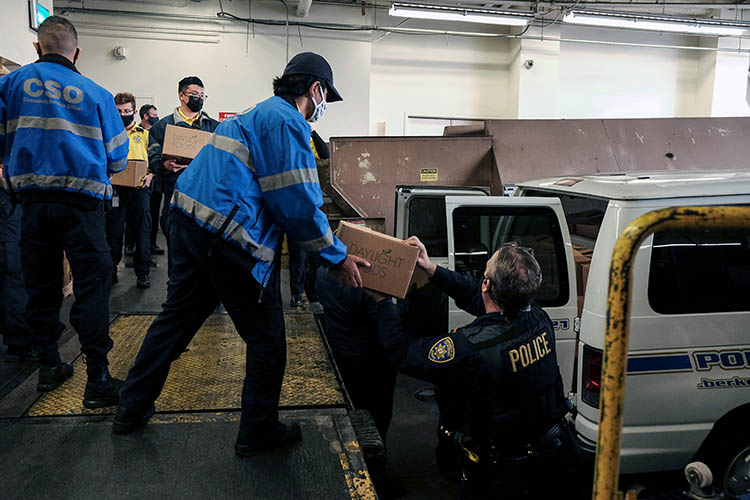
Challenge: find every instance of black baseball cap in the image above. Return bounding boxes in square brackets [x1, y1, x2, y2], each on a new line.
[283, 52, 343, 102]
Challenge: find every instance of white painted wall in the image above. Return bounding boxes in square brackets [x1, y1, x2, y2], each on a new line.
[2, 0, 54, 66]
[72, 32, 371, 140]
[61, 1, 372, 140]
[37, 0, 750, 137]
[558, 27, 704, 118]
[369, 31, 514, 135]
[710, 37, 750, 117]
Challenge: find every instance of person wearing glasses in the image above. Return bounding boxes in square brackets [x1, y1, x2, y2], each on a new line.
[146, 76, 218, 269]
[107, 92, 153, 289]
[365, 237, 577, 499]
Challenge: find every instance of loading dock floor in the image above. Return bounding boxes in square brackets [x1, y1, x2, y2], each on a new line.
[0, 235, 457, 499]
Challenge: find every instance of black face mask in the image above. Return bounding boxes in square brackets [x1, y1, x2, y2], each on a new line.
[147, 116, 159, 126]
[121, 114, 134, 127]
[186, 96, 203, 113]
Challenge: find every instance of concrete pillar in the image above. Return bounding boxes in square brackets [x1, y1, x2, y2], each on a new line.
[694, 9, 750, 117]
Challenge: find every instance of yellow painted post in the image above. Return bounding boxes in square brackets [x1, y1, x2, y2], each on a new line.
[592, 206, 750, 500]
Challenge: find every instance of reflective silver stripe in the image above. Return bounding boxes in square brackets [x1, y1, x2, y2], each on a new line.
[208, 134, 254, 172]
[172, 190, 274, 261]
[105, 129, 129, 154]
[148, 143, 160, 152]
[258, 168, 319, 192]
[296, 227, 335, 252]
[108, 159, 128, 173]
[9, 173, 110, 196]
[7, 116, 103, 141]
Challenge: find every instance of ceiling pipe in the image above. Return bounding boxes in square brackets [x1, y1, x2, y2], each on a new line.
[296, 0, 313, 17]
[311, 0, 750, 10]
[57, 5, 750, 51]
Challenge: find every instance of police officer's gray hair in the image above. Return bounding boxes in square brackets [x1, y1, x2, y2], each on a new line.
[487, 243, 542, 313]
[38, 16, 78, 55]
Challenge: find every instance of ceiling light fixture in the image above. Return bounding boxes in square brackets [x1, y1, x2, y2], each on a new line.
[563, 10, 750, 37]
[389, 2, 533, 27]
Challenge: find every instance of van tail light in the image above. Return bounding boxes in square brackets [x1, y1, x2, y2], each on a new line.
[581, 345, 602, 409]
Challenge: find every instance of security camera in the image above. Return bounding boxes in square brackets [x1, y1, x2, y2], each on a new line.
[524, 59, 534, 70]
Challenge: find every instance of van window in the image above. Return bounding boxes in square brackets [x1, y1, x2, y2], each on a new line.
[649, 228, 750, 314]
[452, 206, 569, 307]
[521, 189, 607, 249]
[408, 196, 448, 257]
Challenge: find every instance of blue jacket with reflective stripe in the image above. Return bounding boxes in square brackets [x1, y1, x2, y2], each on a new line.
[173, 96, 347, 286]
[0, 55, 128, 201]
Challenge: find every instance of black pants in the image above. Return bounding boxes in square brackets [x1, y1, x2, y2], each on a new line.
[0, 190, 30, 349]
[21, 202, 113, 369]
[160, 181, 176, 248]
[119, 209, 286, 432]
[334, 353, 396, 440]
[106, 186, 152, 278]
[287, 241, 306, 296]
[149, 186, 163, 246]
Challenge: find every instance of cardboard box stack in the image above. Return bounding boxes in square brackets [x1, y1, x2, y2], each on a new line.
[162, 124, 213, 165]
[336, 221, 419, 299]
[573, 245, 593, 315]
[111, 160, 148, 187]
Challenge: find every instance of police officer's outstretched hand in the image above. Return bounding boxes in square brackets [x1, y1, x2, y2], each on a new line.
[329, 254, 370, 288]
[406, 236, 437, 277]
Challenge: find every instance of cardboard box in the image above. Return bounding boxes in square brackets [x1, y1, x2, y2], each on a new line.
[110, 160, 148, 187]
[577, 262, 590, 296]
[162, 124, 213, 164]
[336, 221, 419, 299]
[575, 224, 600, 240]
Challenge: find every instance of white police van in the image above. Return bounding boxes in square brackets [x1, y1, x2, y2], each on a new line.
[438, 169, 750, 491]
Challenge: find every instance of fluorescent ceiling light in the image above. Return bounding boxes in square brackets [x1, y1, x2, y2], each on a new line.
[389, 2, 532, 27]
[563, 10, 750, 37]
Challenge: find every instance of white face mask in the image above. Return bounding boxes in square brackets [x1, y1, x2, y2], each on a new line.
[308, 85, 327, 123]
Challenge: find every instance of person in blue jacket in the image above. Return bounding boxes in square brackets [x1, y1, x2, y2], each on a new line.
[0, 16, 129, 407]
[114, 52, 369, 456]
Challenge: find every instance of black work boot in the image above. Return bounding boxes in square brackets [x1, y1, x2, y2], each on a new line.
[112, 404, 156, 434]
[83, 367, 123, 409]
[235, 422, 302, 457]
[37, 362, 74, 391]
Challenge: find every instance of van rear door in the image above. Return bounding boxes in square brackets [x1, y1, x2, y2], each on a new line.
[445, 196, 578, 393]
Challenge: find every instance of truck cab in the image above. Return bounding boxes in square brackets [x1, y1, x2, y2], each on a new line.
[441, 169, 750, 485]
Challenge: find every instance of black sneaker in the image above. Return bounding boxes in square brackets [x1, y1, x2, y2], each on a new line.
[37, 362, 74, 392]
[124, 246, 135, 257]
[150, 244, 165, 255]
[290, 294, 304, 308]
[83, 375, 123, 409]
[112, 404, 156, 434]
[136, 276, 150, 289]
[235, 422, 301, 457]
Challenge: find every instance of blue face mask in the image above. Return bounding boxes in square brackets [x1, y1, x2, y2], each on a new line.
[148, 115, 159, 126]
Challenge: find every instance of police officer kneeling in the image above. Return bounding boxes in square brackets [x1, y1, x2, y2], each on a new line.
[366, 237, 577, 499]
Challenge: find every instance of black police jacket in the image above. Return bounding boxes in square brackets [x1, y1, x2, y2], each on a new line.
[371, 265, 568, 452]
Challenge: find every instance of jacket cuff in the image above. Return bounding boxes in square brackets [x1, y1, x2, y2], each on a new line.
[429, 265, 450, 286]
